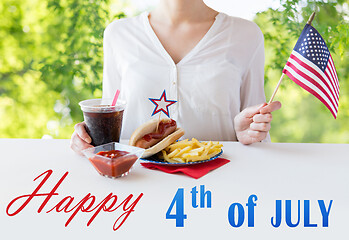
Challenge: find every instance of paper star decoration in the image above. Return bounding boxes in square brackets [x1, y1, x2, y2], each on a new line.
[149, 90, 177, 118]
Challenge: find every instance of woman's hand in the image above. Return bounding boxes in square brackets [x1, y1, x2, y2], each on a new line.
[70, 122, 93, 155]
[234, 101, 281, 145]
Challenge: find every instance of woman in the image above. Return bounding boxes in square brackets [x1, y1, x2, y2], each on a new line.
[70, 0, 281, 154]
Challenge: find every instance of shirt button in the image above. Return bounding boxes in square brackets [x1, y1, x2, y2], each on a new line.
[172, 81, 176, 85]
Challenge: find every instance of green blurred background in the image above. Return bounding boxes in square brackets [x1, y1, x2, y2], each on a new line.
[0, 0, 348, 142]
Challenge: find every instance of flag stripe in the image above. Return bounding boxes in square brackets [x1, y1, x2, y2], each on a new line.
[283, 67, 337, 118]
[328, 56, 339, 91]
[284, 60, 338, 112]
[328, 57, 338, 83]
[326, 60, 338, 95]
[326, 59, 339, 95]
[324, 69, 339, 98]
[292, 51, 339, 99]
[285, 61, 338, 111]
[288, 55, 338, 107]
[291, 51, 339, 102]
[283, 61, 338, 113]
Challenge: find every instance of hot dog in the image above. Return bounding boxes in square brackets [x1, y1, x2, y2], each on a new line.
[129, 118, 185, 158]
[134, 119, 177, 148]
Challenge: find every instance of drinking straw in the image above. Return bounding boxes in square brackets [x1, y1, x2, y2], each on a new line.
[111, 89, 120, 106]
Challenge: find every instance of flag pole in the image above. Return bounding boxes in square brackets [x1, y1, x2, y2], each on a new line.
[268, 73, 285, 104]
[268, 12, 316, 104]
[156, 112, 162, 132]
[307, 12, 316, 25]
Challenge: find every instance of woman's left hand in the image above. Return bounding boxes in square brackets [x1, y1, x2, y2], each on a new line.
[234, 101, 282, 145]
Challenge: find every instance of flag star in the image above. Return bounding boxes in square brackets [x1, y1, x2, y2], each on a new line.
[149, 90, 177, 118]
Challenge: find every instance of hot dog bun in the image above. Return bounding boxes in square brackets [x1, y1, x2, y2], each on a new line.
[129, 118, 185, 158]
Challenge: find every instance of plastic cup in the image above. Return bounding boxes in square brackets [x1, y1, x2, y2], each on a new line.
[79, 98, 126, 146]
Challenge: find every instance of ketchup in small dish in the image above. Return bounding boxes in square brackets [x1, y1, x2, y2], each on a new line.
[82, 143, 145, 178]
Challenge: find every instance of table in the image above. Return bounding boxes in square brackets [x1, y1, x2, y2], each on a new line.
[0, 139, 348, 239]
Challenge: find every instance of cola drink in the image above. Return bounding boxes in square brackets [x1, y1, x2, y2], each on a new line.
[79, 99, 126, 146]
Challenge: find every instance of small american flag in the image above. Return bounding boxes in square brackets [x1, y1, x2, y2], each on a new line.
[282, 24, 339, 118]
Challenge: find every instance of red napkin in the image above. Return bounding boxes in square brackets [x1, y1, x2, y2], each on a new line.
[140, 158, 230, 179]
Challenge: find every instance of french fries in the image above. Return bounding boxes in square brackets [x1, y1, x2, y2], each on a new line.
[159, 138, 223, 163]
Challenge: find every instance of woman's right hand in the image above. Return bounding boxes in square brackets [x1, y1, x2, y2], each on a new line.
[70, 122, 93, 155]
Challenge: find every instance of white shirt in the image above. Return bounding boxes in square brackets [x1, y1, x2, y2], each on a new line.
[102, 12, 268, 141]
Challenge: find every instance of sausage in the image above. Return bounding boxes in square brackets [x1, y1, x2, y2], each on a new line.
[135, 119, 177, 149]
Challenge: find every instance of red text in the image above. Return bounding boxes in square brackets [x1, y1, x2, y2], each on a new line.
[6, 170, 143, 231]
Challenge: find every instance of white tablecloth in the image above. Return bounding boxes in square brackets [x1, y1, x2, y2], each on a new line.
[0, 139, 348, 239]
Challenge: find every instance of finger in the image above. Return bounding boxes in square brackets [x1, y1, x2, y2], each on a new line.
[74, 122, 92, 143]
[242, 103, 267, 118]
[70, 140, 93, 156]
[250, 122, 271, 132]
[73, 133, 93, 150]
[253, 113, 273, 123]
[247, 130, 267, 141]
[70, 142, 85, 156]
[70, 132, 93, 155]
[260, 101, 281, 114]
